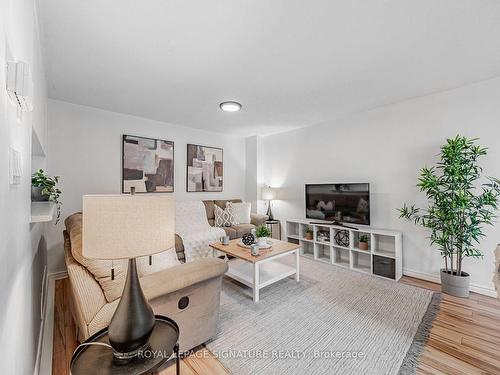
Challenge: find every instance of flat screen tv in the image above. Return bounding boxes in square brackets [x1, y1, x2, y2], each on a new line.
[305, 183, 370, 225]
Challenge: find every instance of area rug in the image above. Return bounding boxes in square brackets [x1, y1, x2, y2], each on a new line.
[206, 257, 440, 375]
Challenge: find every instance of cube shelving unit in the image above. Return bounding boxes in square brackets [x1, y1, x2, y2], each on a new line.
[285, 219, 402, 280]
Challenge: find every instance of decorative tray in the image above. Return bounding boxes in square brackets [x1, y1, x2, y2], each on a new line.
[237, 240, 272, 250]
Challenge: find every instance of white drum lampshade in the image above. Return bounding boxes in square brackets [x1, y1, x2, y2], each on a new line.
[261, 186, 277, 221]
[82, 194, 175, 260]
[81, 194, 175, 359]
[261, 186, 276, 201]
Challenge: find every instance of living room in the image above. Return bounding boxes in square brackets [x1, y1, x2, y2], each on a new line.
[2, 1, 500, 374]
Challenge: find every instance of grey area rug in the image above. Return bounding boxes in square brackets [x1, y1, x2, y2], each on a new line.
[206, 257, 440, 375]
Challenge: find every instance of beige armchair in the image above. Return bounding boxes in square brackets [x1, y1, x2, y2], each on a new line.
[63, 214, 228, 352]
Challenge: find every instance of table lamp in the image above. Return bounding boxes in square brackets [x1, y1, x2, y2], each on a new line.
[82, 194, 174, 359]
[261, 186, 276, 221]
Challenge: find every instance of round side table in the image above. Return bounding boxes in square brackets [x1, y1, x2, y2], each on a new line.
[265, 220, 281, 240]
[70, 315, 180, 375]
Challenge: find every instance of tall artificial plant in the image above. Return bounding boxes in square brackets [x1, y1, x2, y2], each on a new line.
[399, 136, 500, 277]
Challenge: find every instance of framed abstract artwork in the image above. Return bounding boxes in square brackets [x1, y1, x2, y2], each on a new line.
[122, 134, 174, 193]
[186, 144, 223, 192]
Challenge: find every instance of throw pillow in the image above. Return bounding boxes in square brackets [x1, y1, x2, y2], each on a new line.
[214, 204, 233, 227]
[137, 247, 180, 277]
[226, 202, 251, 224]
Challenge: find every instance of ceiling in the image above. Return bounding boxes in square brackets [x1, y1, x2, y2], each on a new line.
[39, 0, 500, 136]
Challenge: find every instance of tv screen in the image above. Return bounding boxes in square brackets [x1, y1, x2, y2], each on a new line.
[305, 183, 370, 225]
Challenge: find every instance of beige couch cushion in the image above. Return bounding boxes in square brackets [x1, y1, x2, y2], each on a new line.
[66, 213, 181, 303]
[203, 201, 216, 226]
[232, 223, 255, 238]
[214, 199, 241, 209]
[222, 227, 238, 240]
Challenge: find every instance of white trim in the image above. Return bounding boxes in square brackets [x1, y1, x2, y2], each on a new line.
[403, 268, 497, 298]
[33, 266, 48, 375]
[33, 307, 45, 375]
[36, 274, 61, 375]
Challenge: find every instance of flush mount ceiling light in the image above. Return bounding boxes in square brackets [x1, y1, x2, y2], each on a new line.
[220, 101, 242, 112]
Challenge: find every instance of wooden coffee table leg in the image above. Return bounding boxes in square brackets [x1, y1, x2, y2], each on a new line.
[253, 262, 260, 302]
[295, 249, 300, 282]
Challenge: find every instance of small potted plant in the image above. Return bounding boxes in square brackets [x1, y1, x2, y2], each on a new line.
[359, 234, 369, 251]
[255, 225, 271, 247]
[304, 226, 314, 240]
[31, 169, 62, 224]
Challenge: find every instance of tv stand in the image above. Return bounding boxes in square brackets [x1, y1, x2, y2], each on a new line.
[309, 221, 358, 230]
[285, 219, 402, 281]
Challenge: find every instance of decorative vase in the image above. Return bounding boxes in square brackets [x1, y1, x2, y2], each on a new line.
[257, 237, 267, 247]
[359, 242, 368, 251]
[31, 186, 49, 202]
[440, 269, 470, 298]
[305, 232, 313, 240]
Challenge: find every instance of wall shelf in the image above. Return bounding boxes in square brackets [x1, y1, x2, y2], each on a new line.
[30, 202, 55, 223]
[286, 219, 402, 280]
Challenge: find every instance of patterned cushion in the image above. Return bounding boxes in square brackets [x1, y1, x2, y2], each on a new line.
[214, 205, 234, 227]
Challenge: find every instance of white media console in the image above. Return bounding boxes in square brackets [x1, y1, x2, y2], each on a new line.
[286, 219, 402, 280]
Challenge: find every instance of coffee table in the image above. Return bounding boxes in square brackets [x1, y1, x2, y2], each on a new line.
[210, 238, 300, 302]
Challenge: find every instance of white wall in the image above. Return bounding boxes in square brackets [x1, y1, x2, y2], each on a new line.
[0, 0, 48, 374]
[47, 100, 247, 273]
[261, 77, 500, 295]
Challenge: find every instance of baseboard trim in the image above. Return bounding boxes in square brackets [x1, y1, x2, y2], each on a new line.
[33, 308, 45, 375]
[36, 274, 59, 375]
[33, 267, 47, 375]
[403, 268, 497, 298]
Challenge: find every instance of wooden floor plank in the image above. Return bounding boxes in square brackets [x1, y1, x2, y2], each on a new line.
[53, 276, 500, 375]
[159, 360, 198, 375]
[418, 346, 488, 375]
[183, 348, 230, 375]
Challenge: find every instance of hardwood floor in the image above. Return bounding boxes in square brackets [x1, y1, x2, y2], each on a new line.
[399, 277, 500, 375]
[53, 276, 500, 375]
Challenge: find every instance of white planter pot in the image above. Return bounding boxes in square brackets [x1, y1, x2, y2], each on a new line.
[257, 237, 267, 247]
[440, 269, 470, 298]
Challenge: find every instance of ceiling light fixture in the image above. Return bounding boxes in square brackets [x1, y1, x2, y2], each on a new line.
[220, 101, 242, 112]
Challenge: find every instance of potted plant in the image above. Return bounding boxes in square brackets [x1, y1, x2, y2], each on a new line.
[31, 169, 63, 224]
[359, 234, 369, 251]
[399, 136, 500, 297]
[255, 225, 271, 247]
[304, 226, 314, 240]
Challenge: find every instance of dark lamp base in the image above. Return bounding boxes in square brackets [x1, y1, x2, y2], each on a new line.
[108, 258, 155, 359]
